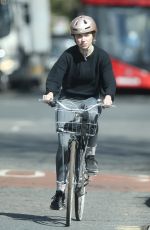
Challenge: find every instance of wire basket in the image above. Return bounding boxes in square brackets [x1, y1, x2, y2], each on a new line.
[56, 111, 98, 136]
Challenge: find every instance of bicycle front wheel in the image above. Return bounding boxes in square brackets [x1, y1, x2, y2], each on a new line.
[66, 140, 76, 227]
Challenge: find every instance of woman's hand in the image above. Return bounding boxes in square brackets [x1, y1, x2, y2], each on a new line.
[103, 95, 112, 107]
[43, 92, 54, 103]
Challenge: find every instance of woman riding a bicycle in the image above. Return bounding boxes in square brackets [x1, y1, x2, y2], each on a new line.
[43, 15, 116, 210]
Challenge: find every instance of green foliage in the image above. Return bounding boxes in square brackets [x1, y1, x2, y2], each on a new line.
[50, 0, 80, 19]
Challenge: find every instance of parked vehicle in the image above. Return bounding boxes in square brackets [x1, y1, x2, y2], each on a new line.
[0, 0, 51, 91]
[80, 0, 150, 91]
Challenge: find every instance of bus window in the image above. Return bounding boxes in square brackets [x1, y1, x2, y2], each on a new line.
[84, 6, 150, 70]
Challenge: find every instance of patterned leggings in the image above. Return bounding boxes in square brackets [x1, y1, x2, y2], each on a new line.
[55, 97, 101, 186]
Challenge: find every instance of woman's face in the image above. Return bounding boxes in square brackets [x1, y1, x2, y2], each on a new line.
[74, 33, 93, 50]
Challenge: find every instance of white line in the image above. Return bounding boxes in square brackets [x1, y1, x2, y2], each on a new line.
[0, 169, 45, 178]
[137, 175, 150, 182]
[117, 226, 142, 230]
[10, 120, 34, 132]
[11, 125, 21, 132]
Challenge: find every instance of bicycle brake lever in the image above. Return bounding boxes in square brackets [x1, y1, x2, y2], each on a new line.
[48, 100, 56, 107]
[38, 98, 56, 107]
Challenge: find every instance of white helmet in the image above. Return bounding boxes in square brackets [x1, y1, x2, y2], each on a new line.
[70, 15, 97, 35]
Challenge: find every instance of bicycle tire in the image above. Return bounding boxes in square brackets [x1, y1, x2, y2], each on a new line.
[66, 140, 76, 227]
[75, 185, 85, 221]
[75, 148, 86, 221]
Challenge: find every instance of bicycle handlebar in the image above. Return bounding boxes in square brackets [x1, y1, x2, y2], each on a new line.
[38, 98, 115, 112]
[56, 100, 114, 112]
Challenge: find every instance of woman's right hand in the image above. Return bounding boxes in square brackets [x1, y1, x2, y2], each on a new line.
[43, 92, 54, 103]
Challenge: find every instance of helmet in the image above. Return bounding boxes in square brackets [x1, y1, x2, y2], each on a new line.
[70, 15, 97, 35]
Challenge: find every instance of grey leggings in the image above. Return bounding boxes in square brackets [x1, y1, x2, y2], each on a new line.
[55, 97, 101, 183]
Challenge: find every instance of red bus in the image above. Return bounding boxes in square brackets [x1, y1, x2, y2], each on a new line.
[80, 0, 150, 90]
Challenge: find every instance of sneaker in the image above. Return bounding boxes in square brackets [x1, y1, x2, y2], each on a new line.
[86, 155, 98, 173]
[50, 190, 65, 210]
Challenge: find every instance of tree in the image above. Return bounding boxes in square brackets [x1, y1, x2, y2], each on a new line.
[50, 0, 80, 19]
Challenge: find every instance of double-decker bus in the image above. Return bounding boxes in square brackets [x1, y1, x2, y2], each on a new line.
[80, 0, 150, 91]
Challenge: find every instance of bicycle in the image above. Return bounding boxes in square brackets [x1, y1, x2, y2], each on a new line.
[39, 98, 114, 226]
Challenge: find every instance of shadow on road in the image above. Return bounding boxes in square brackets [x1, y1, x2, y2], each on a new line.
[0, 132, 150, 156]
[145, 198, 150, 208]
[0, 132, 150, 174]
[0, 133, 57, 155]
[0, 212, 66, 227]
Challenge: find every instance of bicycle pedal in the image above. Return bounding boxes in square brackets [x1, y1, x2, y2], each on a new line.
[77, 191, 86, 197]
[84, 181, 89, 186]
[75, 187, 85, 197]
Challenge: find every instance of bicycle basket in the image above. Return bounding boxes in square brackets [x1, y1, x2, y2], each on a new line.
[56, 113, 98, 136]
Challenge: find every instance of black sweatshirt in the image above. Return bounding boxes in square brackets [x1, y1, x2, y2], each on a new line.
[46, 45, 116, 99]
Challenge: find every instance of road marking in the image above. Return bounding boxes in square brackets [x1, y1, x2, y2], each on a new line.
[137, 175, 150, 182]
[117, 226, 142, 230]
[117, 226, 150, 230]
[0, 169, 45, 178]
[11, 125, 20, 132]
[10, 120, 34, 132]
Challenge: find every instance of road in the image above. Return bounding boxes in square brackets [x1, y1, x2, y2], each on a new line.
[0, 91, 150, 230]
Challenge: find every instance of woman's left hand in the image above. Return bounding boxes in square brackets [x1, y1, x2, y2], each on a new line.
[103, 95, 112, 106]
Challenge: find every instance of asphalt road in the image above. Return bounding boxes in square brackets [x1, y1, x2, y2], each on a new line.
[0, 91, 150, 230]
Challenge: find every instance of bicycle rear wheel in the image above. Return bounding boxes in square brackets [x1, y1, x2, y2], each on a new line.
[66, 140, 76, 227]
[75, 184, 85, 221]
[75, 149, 87, 221]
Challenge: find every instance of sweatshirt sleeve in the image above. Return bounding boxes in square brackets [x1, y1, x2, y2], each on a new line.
[46, 52, 68, 95]
[100, 52, 116, 100]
